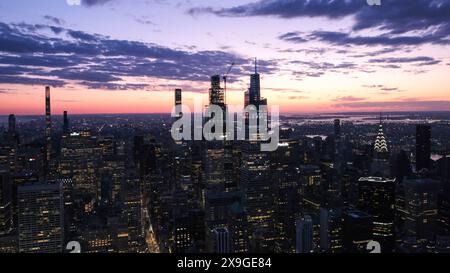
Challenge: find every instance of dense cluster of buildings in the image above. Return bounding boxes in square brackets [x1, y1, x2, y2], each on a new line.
[0, 66, 449, 253]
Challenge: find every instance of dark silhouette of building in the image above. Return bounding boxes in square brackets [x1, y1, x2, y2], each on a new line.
[394, 150, 412, 182]
[63, 111, 69, 135]
[342, 208, 373, 253]
[334, 119, 341, 137]
[296, 215, 313, 253]
[209, 227, 231, 253]
[249, 58, 261, 104]
[416, 125, 431, 172]
[8, 114, 15, 135]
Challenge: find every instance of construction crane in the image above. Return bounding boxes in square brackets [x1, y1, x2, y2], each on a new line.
[223, 62, 235, 104]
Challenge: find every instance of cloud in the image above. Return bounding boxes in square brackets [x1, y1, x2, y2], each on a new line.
[81, 0, 114, 7]
[67, 30, 99, 41]
[288, 95, 308, 100]
[0, 75, 66, 87]
[43, 15, 65, 25]
[368, 56, 441, 66]
[363, 84, 402, 93]
[190, 0, 450, 38]
[0, 21, 275, 90]
[81, 82, 150, 90]
[133, 16, 157, 26]
[279, 30, 450, 47]
[194, 1, 450, 48]
[0, 88, 15, 94]
[188, 0, 362, 19]
[335, 100, 450, 110]
[333, 96, 366, 102]
[290, 60, 360, 79]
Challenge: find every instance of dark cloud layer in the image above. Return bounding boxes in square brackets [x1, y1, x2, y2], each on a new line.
[191, 0, 450, 46]
[368, 56, 441, 66]
[279, 30, 450, 47]
[81, 0, 114, 7]
[335, 100, 450, 109]
[0, 21, 271, 90]
[190, 0, 450, 35]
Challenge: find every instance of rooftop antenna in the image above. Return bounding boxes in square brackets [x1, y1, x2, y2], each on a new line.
[254, 57, 257, 74]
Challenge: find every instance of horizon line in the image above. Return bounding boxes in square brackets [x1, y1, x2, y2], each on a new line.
[2, 110, 450, 117]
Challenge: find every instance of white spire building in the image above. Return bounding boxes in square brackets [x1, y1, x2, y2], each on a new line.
[371, 114, 390, 177]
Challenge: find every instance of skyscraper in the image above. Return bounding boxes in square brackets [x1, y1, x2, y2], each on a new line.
[374, 119, 388, 155]
[403, 178, 440, 242]
[372, 117, 390, 177]
[45, 86, 52, 170]
[333, 119, 343, 170]
[249, 58, 261, 105]
[7, 114, 16, 135]
[209, 75, 225, 106]
[334, 119, 341, 137]
[18, 182, 64, 253]
[320, 207, 343, 253]
[210, 227, 231, 253]
[358, 177, 396, 252]
[0, 169, 12, 235]
[175, 88, 182, 107]
[416, 125, 431, 172]
[63, 111, 69, 135]
[241, 141, 275, 249]
[174, 89, 183, 143]
[342, 208, 373, 253]
[296, 215, 313, 253]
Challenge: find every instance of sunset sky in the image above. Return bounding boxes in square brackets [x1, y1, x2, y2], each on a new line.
[1, 0, 450, 115]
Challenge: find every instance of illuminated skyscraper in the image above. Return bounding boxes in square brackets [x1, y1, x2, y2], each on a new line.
[209, 75, 225, 106]
[0, 169, 12, 235]
[358, 177, 396, 252]
[175, 88, 182, 106]
[416, 125, 431, 172]
[372, 117, 390, 176]
[173, 89, 183, 144]
[320, 207, 343, 253]
[59, 131, 105, 199]
[241, 141, 275, 250]
[374, 119, 388, 155]
[174, 88, 182, 119]
[45, 86, 52, 173]
[18, 182, 64, 253]
[403, 178, 440, 242]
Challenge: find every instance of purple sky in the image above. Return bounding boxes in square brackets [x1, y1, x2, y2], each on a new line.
[1, 0, 450, 114]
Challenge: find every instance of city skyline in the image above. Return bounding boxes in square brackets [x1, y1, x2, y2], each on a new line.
[0, 61, 449, 254]
[1, 0, 450, 115]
